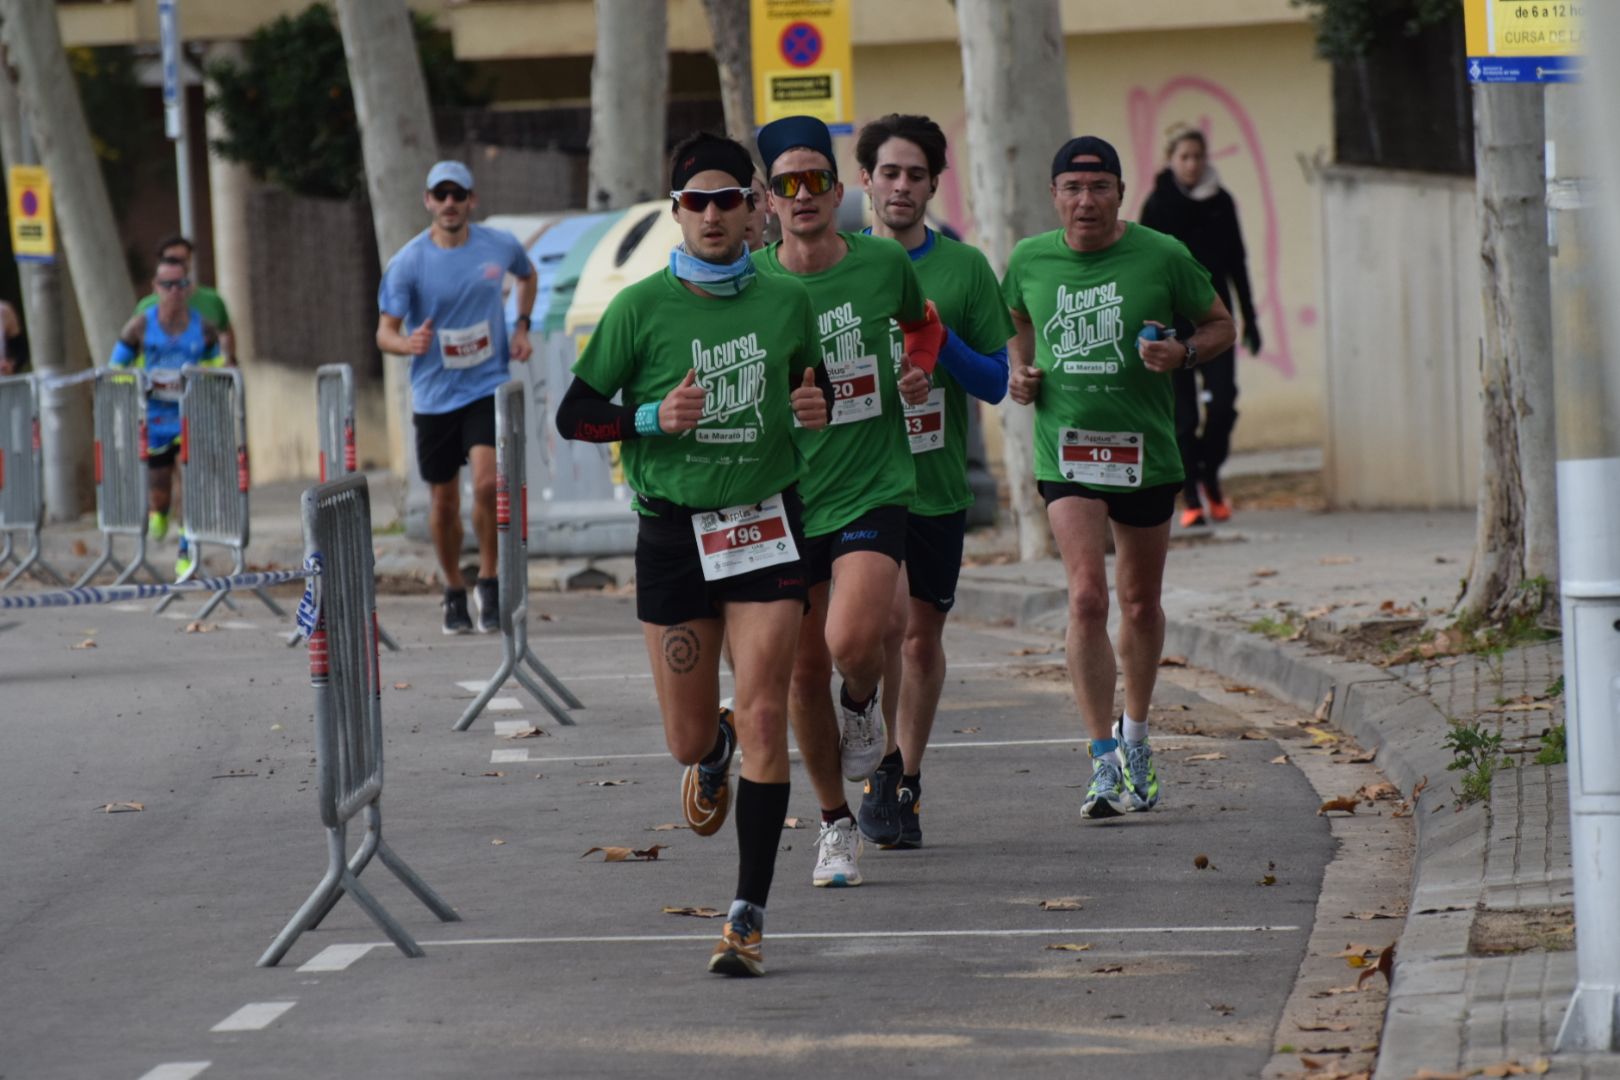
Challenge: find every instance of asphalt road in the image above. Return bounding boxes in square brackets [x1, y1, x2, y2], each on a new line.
[1, 588, 1334, 1079]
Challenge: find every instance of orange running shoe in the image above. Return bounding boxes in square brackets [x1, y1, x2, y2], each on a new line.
[1180, 507, 1207, 529]
[1202, 485, 1233, 523]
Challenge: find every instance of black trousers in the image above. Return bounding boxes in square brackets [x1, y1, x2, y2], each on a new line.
[1172, 350, 1239, 505]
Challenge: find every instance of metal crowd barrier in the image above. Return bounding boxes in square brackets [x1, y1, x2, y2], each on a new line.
[75, 370, 162, 587]
[259, 474, 458, 967]
[154, 366, 286, 621]
[0, 374, 67, 590]
[455, 381, 584, 731]
[288, 364, 398, 651]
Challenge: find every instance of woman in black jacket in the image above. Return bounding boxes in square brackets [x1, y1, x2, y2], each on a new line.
[1139, 128, 1261, 528]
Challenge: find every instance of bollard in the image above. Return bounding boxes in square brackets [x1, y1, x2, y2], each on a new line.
[454, 380, 584, 731]
[153, 366, 286, 621]
[74, 370, 163, 587]
[0, 374, 67, 590]
[258, 474, 458, 967]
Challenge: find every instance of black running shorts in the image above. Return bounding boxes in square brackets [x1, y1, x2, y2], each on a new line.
[1037, 479, 1180, 528]
[413, 395, 497, 485]
[800, 503, 908, 588]
[633, 488, 809, 627]
[904, 509, 967, 613]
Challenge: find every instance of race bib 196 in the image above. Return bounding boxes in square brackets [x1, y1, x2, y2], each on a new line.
[690, 493, 799, 582]
[440, 320, 494, 369]
[904, 388, 946, 455]
[1058, 428, 1144, 488]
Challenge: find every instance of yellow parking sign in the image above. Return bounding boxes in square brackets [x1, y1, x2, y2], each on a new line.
[751, 0, 854, 133]
[8, 165, 56, 262]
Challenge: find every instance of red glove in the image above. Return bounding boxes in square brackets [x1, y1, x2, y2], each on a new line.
[899, 299, 945, 375]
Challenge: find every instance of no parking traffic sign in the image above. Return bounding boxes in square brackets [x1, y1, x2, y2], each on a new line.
[8, 165, 55, 263]
[751, 0, 853, 133]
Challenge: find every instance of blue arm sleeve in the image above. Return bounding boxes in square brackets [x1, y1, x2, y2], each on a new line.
[936, 330, 1009, 404]
[109, 340, 137, 368]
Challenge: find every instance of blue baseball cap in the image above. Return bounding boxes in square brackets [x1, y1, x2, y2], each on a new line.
[757, 115, 837, 176]
[425, 160, 474, 191]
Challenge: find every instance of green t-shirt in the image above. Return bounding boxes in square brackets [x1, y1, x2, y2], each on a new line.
[909, 231, 1015, 517]
[136, 285, 231, 333]
[754, 232, 926, 537]
[1001, 224, 1215, 491]
[572, 268, 817, 512]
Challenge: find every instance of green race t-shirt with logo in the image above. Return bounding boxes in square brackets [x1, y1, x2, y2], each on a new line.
[136, 286, 231, 333]
[1001, 224, 1215, 491]
[573, 268, 818, 512]
[909, 231, 1015, 517]
[754, 231, 926, 537]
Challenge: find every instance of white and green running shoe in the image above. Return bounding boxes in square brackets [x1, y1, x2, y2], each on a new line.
[1082, 754, 1128, 820]
[1114, 719, 1161, 812]
[148, 509, 170, 542]
[174, 536, 194, 579]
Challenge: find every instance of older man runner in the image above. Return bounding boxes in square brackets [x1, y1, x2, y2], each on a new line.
[1003, 136, 1235, 820]
[377, 161, 537, 635]
[852, 114, 1013, 850]
[752, 114, 942, 888]
[556, 132, 830, 976]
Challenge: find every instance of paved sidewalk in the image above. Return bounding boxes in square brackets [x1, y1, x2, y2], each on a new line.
[949, 506, 1619, 1079]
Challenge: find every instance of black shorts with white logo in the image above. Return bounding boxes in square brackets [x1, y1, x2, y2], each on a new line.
[633, 487, 809, 627]
[414, 395, 497, 485]
[905, 509, 967, 613]
[1037, 479, 1180, 528]
[799, 503, 908, 588]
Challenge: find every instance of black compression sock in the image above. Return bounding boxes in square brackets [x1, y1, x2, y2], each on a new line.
[822, 802, 853, 825]
[734, 778, 791, 908]
[839, 682, 876, 713]
[900, 773, 921, 801]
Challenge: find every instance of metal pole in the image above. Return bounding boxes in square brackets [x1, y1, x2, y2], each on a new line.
[1553, 5, 1620, 1054]
[158, 0, 192, 238]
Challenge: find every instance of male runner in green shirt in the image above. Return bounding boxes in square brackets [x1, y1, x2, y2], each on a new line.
[556, 132, 830, 976]
[752, 114, 943, 889]
[852, 114, 1014, 850]
[1003, 135, 1234, 820]
[133, 235, 235, 365]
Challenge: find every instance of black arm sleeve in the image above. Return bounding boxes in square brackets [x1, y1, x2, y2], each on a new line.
[555, 376, 641, 443]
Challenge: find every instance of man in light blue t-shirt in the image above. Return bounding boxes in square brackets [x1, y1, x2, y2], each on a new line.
[377, 160, 537, 635]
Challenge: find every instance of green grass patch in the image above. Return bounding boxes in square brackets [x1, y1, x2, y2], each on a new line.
[1445, 720, 1510, 804]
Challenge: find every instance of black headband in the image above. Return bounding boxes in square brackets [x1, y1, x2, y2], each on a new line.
[671, 136, 756, 191]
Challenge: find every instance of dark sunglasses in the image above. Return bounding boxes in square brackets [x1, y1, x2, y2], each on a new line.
[155, 278, 191, 291]
[768, 169, 836, 198]
[669, 187, 754, 213]
[430, 185, 470, 203]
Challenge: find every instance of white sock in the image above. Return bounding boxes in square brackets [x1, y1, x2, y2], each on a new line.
[1122, 714, 1148, 745]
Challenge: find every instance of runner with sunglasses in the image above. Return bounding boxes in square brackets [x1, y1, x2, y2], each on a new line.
[377, 161, 537, 635]
[852, 114, 1014, 851]
[752, 115, 945, 889]
[556, 132, 831, 976]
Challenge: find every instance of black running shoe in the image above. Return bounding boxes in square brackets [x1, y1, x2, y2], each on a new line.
[894, 783, 923, 849]
[858, 756, 902, 847]
[474, 577, 500, 634]
[442, 587, 473, 635]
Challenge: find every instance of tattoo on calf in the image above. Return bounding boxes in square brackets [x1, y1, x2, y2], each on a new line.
[662, 625, 700, 674]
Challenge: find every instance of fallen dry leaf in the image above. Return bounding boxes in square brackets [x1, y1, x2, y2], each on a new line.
[1239, 730, 1267, 741]
[1044, 942, 1093, 952]
[502, 726, 548, 739]
[1315, 689, 1335, 722]
[1039, 897, 1083, 911]
[1158, 655, 1188, 667]
[72, 638, 97, 649]
[953, 726, 981, 734]
[1186, 752, 1227, 762]
[491, 838, 506, 845]
[579, 778, 636, 787]
[650, 823, 688, 832]
[581, 844, 666, 862]
[662, 905, 723, 918]
[1270, 754, 1290, 765]
[1356, 942, 1395, 989]
[1010, 645, 1056, 656]
[1408, 1070, 1469, 1080]
[1318, 796, 1361, 816]
[1258, 874, 1277, 886]
[1091, 964, 1124, 974]
[1253, 568, 1278, 578]
[1410, 775, 1430, 801]
[1307, 726, 1341, 746]
[1297, 1022, 1353, 1033]
[183, 621, 218, 634]
[1345, 911, 1399, 920]
[1221, 684, 1256, 695]
[97, 802, 144, 813]
[392, 681, 411, 690]
[1193, 854, 1213, 870]
[71, 538, 90, 557]
[1304, 604, 1339, 619]
[481, 771, 504, 778]
[1347, 750, 1377, 764]
[1358, 782, 1401, 802]
[1308, 985, 1362, 998]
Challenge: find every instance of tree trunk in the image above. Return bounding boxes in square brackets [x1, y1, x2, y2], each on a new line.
[1459, 83, 1557, 622]
[699, 0, 754, 148]
[955, 0, 1069, 562]
[333, 0, 437, 488]
[588, 0, 668, 210]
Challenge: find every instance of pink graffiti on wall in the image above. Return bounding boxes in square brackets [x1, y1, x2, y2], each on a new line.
[1126, 76, 1303, 379]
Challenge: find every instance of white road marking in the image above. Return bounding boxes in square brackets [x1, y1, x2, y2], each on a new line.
[111, 603, 148, 614]
[457, 679, 515, 694]
[221, 620, 257, 631]
[297, 944, 376, 972]
[488, 697, 523, 711]
[209, 1001, 296, 1032]
[490, 749, 530, 764]
[137, 1064, 211, 1080]
[492, 720, 529, 736]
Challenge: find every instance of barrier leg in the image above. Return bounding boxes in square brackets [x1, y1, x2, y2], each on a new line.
[257, 825, 349, 968]
[377, 622, 401, 652]
[511, 660, 576, 727]
[0, 531, 13, 570]
[251, 585, 287, 618]
[337, 866, 425, 960]
[73, 544, 117, 588]
[1, 537, 64, 590]
[306, 808, 382, 931]
[112, 533, 163, 587]
[154, 539, 200, 615]
[454, 635, 518, 732]
[522, 646, 584, 710]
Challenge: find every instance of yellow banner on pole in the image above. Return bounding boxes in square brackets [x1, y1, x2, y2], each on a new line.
[1464, 0, 1584, 82]
[8, 165, 56, 262]
[750, 0, 854, 133]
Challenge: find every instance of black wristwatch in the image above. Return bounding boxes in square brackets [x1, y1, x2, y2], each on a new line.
[1181, 340, 1198, 369]
[515, 314, 532, 331]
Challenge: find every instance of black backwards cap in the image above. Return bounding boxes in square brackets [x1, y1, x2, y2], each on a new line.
[1051, 135, 1123, 180]
[670, 133, 756, 191]
[756, 115, 837, 176]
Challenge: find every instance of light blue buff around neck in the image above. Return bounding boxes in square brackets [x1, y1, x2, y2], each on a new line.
[668, 244, 756, 296]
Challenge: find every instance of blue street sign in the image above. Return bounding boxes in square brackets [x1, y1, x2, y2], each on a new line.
[1468, 54, 1583, 83]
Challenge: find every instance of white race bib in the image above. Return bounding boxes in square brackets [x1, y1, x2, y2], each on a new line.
[826, 350, 881, 425]
[440, 320, 494, 369]
[1058, 428, 1144, 488]
[904, 388, 946, 455]
[690, 493, 800, 582]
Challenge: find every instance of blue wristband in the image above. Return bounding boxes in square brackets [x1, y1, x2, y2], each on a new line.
[634, 401, 664, 437]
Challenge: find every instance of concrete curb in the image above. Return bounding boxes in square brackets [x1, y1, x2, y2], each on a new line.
[953, 573, 1488, 1080]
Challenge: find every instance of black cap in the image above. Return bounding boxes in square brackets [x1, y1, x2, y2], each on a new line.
[757, 115, 837, 176]
[1051, 136, 1122, 180]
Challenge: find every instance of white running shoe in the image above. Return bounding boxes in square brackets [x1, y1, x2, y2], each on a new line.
[812, 816, 863, 887]
[838, 683, 886, 781]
